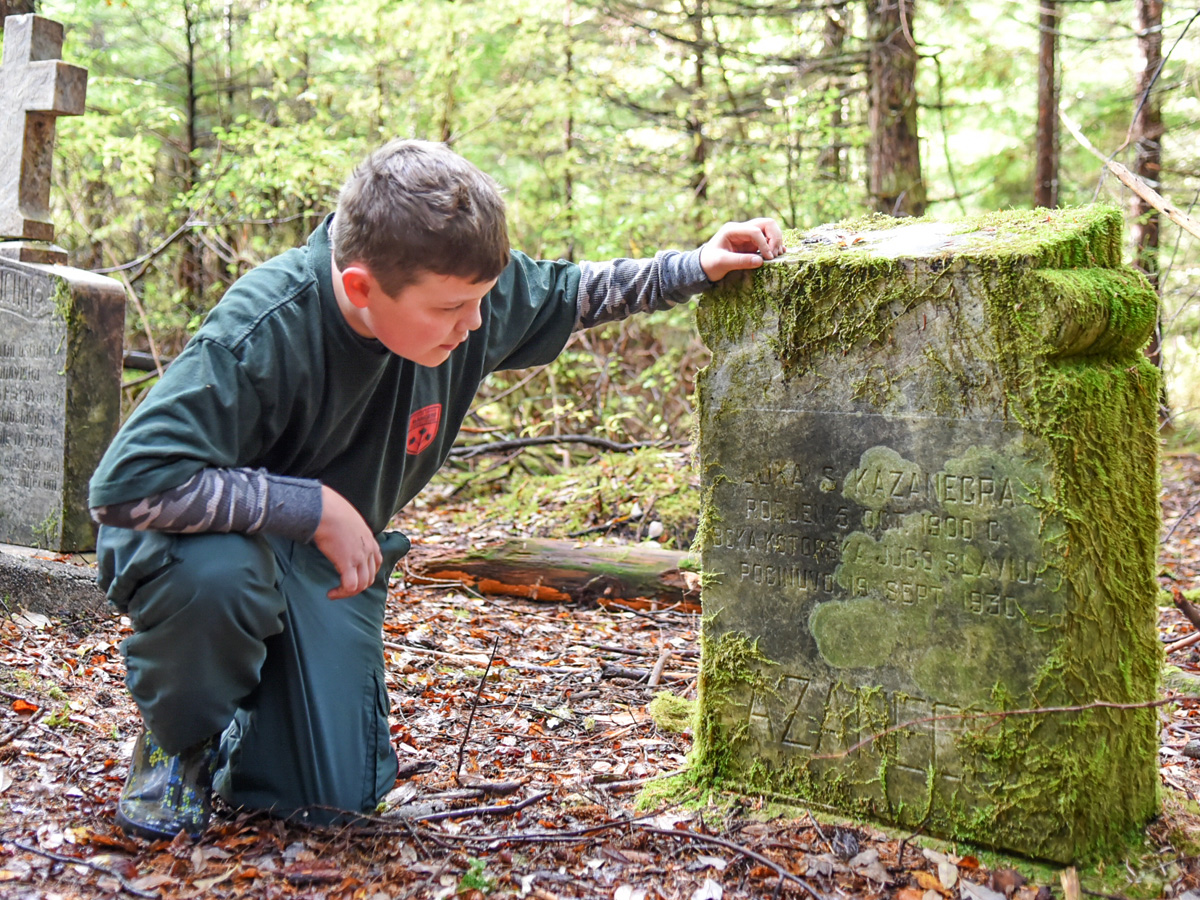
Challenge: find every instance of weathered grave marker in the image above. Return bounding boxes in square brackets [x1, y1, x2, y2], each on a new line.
[695, 208, 1161, 862]
[0, 15, 124, 551]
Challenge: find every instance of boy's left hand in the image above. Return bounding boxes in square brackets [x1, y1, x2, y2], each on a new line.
[699, 218, 786, 282]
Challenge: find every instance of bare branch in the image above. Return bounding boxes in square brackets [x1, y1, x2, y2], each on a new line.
[1060, 110, 1200, 240]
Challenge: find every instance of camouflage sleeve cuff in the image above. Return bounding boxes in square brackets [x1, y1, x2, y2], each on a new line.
[574, 248, 715, 330]
[90, 468, 323, 545]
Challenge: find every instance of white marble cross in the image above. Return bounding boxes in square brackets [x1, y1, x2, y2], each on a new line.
[0, 15, 86, 242]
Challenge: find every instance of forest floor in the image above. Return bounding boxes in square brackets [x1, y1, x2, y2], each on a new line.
[0, 452, 1198, 900]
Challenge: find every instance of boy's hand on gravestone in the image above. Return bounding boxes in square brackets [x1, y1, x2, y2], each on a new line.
[699, 218, 786, 282]
[313, 485, 383, 599]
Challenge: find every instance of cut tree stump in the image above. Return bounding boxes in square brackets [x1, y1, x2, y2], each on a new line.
[403, 538, 701, 611]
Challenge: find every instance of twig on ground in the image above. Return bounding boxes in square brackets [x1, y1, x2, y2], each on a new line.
[413, 790, 551, 823]
[601, 663, 691, 683]
[456, 635, 502, 784]
[896, 815, 930, 869]
[4, 838, 159, 900]
[562, 768, 687, 794]
[0, 688, 39, 706]
[383, 640, 595, 676]
[568, 515, 633, 538]
[1172, 586, 1200, 631]
[591, 643, 700, 660]
[1166, 631, 1200, 654]
[0, 709, 44, 748]
[805, 808, 833, 856]
[418, 811, 661, 845]
[639, 825, 828, 900]
[648, 650, 672, 687]
[1165, 496, 1200, 543]
[396, 759, 438, 780]
[456, 776, 528, 797]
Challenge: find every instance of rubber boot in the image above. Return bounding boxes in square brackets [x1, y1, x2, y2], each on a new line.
[116, 729, 220, 841]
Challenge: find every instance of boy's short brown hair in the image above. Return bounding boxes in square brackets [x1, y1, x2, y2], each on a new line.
[332, 140, 510, 296]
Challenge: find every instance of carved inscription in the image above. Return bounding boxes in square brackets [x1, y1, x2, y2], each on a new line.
[744, 676, 964, 803]
[703, 410, 1064, 712]
[0, 265, 66, 543]
[712, 426, 1060, 630]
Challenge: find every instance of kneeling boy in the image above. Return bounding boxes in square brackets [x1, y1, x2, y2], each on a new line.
[89, 139, 784, 840]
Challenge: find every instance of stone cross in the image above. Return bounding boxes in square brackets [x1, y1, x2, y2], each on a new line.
[694, 208, 1160, 863]
[0, 14, 86, 247]
[0, 15, 124, 554]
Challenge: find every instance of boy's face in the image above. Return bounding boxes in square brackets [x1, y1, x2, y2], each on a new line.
[342, 269, 497, 367]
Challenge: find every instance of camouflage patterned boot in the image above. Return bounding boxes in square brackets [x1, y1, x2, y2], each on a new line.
[116, 729, 220, 841]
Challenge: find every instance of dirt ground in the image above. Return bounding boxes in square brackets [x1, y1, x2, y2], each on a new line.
[0, 456, 1197, 900]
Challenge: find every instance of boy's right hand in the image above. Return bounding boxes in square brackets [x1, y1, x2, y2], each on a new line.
[313, 485, 382, 599]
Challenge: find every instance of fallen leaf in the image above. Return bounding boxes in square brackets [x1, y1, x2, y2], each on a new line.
[938, 860, 958, 889]
[130, 873, 178, 891]
[962, 880, 1007, 900]
[193, 869, 234, 891]
[691, 877, 723, 900]
[15, 611, 52, 630]
[987, 868, 1028, 896]
[922, 848, 954, 866]
[915, 871, 949, 896]
[282, 864, 344, 885]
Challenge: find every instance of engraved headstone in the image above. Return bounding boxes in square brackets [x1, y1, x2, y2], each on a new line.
[0, 15, 124, 551]
[695, 208, 1161, 863]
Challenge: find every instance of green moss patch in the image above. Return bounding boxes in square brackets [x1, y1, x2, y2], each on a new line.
[693, 206, 1162, 863]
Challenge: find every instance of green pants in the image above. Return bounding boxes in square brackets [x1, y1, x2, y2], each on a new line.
[96, 526, 411, 824]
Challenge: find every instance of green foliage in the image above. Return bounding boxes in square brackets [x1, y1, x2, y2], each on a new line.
[14, 0, 1198, 436]
[648, 691, 696, 733]
[457, 857, 494, 894]
[419, 446, 700, 549]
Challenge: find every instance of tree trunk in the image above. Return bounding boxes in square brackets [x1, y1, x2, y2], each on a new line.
[438, 27, 460, 145]
[563, 0, 576, 262]
[0, 1, 37, 23]
[1034, 0, 1060, 208]
[177, 0, 206, 313]
[1132, 0, 1164, 323]
[687, 0, 709, 225]
[817, 1, 849, 181]
[867, 0, 925, 217]
[405, 538, 700, 610]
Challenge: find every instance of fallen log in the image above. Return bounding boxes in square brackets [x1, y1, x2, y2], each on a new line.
[403, 538, 701, 610]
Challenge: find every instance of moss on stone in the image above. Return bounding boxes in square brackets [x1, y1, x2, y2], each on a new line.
[693, 206, 1162, 863]
[692, 630, 775, 783]
[648, 691, 696, 734]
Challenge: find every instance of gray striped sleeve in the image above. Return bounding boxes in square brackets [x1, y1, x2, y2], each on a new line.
[574, 248, 715, 330]
[90, 467, 323, 545]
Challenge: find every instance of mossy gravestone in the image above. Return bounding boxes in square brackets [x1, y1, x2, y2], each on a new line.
[0, 15, 125, 550]
[694, 207, 1161, 863]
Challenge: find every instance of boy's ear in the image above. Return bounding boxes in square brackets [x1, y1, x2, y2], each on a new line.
[340, 265, 375, 310]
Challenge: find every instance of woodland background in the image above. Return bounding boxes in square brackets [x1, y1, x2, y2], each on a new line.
[4, 0, 1200, 453]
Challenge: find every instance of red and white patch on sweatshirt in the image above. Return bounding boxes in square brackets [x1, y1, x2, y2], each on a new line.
[406, 403, 442, 455]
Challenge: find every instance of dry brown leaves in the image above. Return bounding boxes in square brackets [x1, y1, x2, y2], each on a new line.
[0, 457, 1196, 898]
